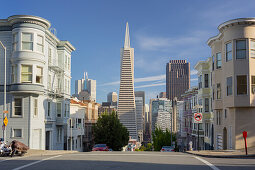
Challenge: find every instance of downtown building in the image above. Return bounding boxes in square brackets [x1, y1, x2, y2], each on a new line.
[0, 15, 75, 150]
[166, 60, 190, 100]
[135, 91, 145, 143]
[118, 22, 137, 139]
[98, 92, 117, 116]
[74, 72, 96, 102]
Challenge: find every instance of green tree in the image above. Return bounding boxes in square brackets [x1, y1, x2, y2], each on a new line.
[93, 111, 129, 151]
[152, 127, 176, 151]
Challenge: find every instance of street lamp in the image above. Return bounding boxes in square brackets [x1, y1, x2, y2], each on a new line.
[0, 41, 6, 143]
[68, 118, 73, 151]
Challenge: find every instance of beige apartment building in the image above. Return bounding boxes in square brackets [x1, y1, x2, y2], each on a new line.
[208, 18, 255, 150]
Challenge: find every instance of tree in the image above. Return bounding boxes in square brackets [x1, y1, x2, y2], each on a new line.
[152, 127, 176, 151]
[93, 111, 129, 151]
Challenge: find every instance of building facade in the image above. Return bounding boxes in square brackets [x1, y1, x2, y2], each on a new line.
[166, 60, 190, 100]
[107, 92, 117, 106]
[143, 104, 151, 144]
[0, 15, 75, 150]
[208, 18, 255, 150]
[150, 98, 172, 133]
[118, 22, 137, 139]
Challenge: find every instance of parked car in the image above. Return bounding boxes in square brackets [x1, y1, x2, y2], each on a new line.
[92, 144, 110, 151]
[160, 146, 175, 152]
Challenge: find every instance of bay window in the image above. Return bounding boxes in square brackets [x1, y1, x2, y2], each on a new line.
[12, 33, 18, 51]
[14, 98, 22, 116]
[237, 75, 247, 95]
[36, 66, 43, 84]
[11, 65, 17, 83]
[37, 35, 44, 53]
[226, 42, 232, 61]
[216, 52, 222, 69]
[236, 40, 246, 59]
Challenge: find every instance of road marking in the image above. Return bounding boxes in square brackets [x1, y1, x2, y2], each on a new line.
[194, 156, 220, 170]
[12, 155, 62, 170]
[0, 156, 29, 163]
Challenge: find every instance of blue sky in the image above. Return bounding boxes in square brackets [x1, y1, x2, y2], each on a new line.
[2, 0, 255, 104]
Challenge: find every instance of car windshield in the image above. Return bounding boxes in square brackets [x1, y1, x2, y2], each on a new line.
[162, 146, 172, 148]
[95, 144, 106, 147]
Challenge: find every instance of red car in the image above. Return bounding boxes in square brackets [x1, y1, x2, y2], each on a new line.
[92, 144, 109, 151]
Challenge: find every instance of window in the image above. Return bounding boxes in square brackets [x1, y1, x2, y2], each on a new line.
[204, 74, 209, 88]
[47, 101, 51, 117]
[65, 55, 68, 69]
[37, 35, 44, 52]
[34, 98, 38, 117]
[198, 123, 203, 130]
[212, 86, 215, 100]
[251, 40, 255, 58]
[57, 102, 62, 117]
[36, 66, 43, 84]
[205, 98, 209, 112]
[13, 33, 18, 51]
[224, 109, 227, 119]
[13, 129, 22, 138]
[78, 119, 82, 129]
[11, 65, 17, 83]
[216, 52, 222, 69]
[227, 77, 232, 96]
[22, 33, 33, 50]
[48, 48, 52, 64]
[57, 127, 62, 142]
[212, 56, 214, 70]
[48, 74, 51, 90]
[217, 83, 221, 99]
[21, 65, 32, 83]
[198, 75, 202, 89]
[216, 110, 222, 125]
[237, 75, 247, 95]
[226, 42, 232, 61]
[252, 76, 255, 94]
[14, 98, 22, 116]
[236, 40, 246, 59]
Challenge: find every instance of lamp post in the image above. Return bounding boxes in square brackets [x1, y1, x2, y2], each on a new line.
[0, 41, 6, 143]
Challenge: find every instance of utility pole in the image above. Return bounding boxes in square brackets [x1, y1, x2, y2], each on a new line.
[197, 123, 200, 151]
[0, 41, 7, 143]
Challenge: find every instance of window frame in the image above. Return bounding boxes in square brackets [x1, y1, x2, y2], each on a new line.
[13, 97, 23, 117]
[216, 52, 222, 69]
[21, 65, 32, 83]
[237, 75, 247, 95]
[12, 33, 18, 51]
[11, 64, 17, 83]
[21, 32, 33, 51]
[226, 42, 232, 61]
[37, 34, 44, 53]
[216, 83, 221, 99]
[204, 74, 209, 88]
[36, 66, 43, 84]
[204, 98, 209, 112]
[236, 39, 246, 59]
[56, 102, 62, 118]
[226, 76, 232, 96]
[12, 128, 23, 138]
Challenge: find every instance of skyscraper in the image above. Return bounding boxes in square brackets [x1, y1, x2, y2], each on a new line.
[74, 72, 96, 102]
[166, 60, 190, 100]
[118, 22, 137, 139]
[135, 91, 145, 142]
[107, 92, 118, 106]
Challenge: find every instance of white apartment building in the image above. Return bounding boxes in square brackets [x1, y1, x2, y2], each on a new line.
[68, 98, 86, 151]
[0, 15, 75, 150]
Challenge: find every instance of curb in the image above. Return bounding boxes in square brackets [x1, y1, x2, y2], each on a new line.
[185, 151, 255, 158]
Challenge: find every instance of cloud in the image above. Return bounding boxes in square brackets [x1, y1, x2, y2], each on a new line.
[100, 74, 165, 86]
[135, 83, 165, 89]
[191, 78, 198, 81]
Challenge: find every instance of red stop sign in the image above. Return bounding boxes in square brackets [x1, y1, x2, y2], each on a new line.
[243, 131, 247, 138]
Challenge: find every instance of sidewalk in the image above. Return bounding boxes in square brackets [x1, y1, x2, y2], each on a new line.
[25, 149, 78, 157]
[186, 147, 255, 158]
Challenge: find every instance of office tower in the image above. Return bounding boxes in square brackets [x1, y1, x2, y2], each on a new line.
[159, 92, 166, 98]
[107, 92, 118, 106]
[74, 72, 96, 102]
[166, 60, 190, 100]
[118, 22, 137, 139]
[135, 91, 145, 143]
[143, 104, 151, 144]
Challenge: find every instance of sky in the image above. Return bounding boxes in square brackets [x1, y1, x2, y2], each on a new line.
[2, 0, 255, 104]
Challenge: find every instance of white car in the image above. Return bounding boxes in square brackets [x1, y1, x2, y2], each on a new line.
[160, 146, 175, 152]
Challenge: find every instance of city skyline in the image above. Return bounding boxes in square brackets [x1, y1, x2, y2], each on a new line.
[2, 0, 255, 104]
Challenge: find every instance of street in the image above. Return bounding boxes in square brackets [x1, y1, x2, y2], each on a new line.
[0, 152, 254, 170]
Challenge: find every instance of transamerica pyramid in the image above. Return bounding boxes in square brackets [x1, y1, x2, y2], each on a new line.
[118, 22, 137, 139]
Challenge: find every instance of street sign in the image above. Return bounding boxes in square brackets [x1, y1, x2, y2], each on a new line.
[3, 110, 8, 114]
[3, 117, 8, 126]
[194, 113, 202, 123]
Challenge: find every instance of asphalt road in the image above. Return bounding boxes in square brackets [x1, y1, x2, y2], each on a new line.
[0, 152, 255, 170]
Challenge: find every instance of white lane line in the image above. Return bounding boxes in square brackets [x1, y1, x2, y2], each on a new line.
[12, 155, 62, 170]
[194, 156, 220, 170]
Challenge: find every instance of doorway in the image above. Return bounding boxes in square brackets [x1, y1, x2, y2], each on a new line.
[223, 127, 227, 150]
